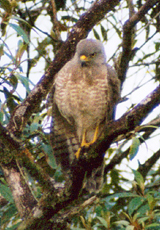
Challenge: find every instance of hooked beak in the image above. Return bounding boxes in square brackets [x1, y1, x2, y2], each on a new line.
[80, 55, 89, 62]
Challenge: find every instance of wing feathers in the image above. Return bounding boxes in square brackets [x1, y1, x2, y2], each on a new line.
[50, 101, 79, 172]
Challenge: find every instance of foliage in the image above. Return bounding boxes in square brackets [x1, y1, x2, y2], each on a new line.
[0, 0, 160, 229]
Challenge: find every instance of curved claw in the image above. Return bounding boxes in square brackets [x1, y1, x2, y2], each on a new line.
[75, 125, 99, 159]
[75, 148, 81, 159]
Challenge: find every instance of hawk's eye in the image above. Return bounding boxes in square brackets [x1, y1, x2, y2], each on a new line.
[90, 52, 96, 57]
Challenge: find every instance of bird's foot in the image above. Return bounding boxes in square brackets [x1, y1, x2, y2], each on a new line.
[75, 125, 99, 159]
[75, 148, 81, 159]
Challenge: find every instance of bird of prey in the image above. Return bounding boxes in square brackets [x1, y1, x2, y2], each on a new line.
[49, 38, 120, 192]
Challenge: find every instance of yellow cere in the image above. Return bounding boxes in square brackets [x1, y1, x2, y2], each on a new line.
[80, 55, 87, 61]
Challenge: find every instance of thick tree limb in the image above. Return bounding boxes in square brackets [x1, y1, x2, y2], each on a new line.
[1, 161, 37, 218]
[18, 194, 97, 230]
[0, 124, 37, 217]
[50, 195, 97, 229]
[0, 122, 20, 151]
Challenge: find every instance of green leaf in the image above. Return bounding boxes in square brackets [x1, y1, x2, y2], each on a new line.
[0, 101, 3, 123]
[5, 222, 21, 230]
[129, 137, 140, 160]
[128, 197, 145, 216]
[3, 87, 18, 114]
[155, 42, 160, 51]
[16, 40, 27, 61]
[0, 111, 3, 123]
[126, 226, 134, 230]
[9, 74, 18, 90]
[16, 74, 31, 93]
[42, 144, 57, 169]
[145, 223, 160, 229]
[147, 193, 156, 210]
[62, 15, 78, 23]
[0, 183, 14, 203]
[70, 228, 85, 230]
[100, 24, 107, 41]
[9, 23, 29, 44]
[132, 170, 144, 191]
[97, 216, 108, 228]
[93, 28, 100, 40]
[1, 203, 18, 228]
[138, 216, 149, 224]
[30, 122, 40, 133]
[114, 220, 130, 226]
[137, 203, 150, 216]
[0, 44, 4, 58]
[106, 192, 138, 201]
[12, 16, 32, 29]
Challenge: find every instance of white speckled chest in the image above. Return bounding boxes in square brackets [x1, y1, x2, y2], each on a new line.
[54, 61, 110, 131]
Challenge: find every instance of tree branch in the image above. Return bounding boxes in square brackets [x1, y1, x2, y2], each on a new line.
[138, 148, 160, 178]
[0, 124, 37, 217]
[1, 161, 37, 218]
[96, 84, 160, 154]
[104, 117, 160, 176]
[0, 122, 20, 151]
[50, 195, 97, 229]
[118, 0, 159, 83]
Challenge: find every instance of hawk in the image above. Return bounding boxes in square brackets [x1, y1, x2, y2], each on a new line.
[50, 39, 120, 192]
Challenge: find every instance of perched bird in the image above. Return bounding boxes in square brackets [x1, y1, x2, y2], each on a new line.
[50, 39, 120, 192]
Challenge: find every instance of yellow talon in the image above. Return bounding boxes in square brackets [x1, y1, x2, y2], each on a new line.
[87, 125, 99, 146]
[75, 125, 99, 159]
[75, 148, 81, 159]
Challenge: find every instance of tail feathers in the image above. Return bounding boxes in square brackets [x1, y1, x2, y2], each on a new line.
[83, 161, 104, 194]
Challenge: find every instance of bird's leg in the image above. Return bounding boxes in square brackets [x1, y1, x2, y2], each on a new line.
[75, 132, 86, 159]
[75, 125, 99, 159]
[75, 148, 81, 159]
[81, 125, 99, 147]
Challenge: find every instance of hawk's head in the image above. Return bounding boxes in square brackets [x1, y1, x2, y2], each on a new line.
[76, 39, 106, 67]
